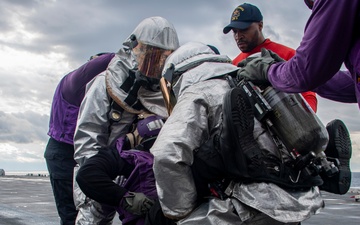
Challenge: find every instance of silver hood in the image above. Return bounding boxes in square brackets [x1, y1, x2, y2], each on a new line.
[123, 16, 179, 50]
[161, 41, 238, 98]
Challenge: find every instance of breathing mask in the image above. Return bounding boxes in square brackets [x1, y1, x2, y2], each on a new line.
[122, 16, 179, 91]
[129, 36, 173, 91]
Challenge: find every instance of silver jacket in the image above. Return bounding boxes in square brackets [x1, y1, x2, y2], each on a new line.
[74, 49, 168, 165]
[150, 42, 324, 224]
[74, 16, 179, 165]
[73, 49, 169, 220]
[73, 16, 179, 224]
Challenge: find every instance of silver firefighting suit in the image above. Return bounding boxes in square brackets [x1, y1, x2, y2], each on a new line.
[150, 42, 324, 224]
[73, 16, 179, 225]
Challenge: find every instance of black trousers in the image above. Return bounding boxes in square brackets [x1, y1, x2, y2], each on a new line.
[44, 137, 78, 225]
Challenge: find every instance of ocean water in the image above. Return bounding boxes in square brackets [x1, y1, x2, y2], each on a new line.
[4, 171, 360, 188]
[351, 172, 360, 188]
[5, 170, 49, 176]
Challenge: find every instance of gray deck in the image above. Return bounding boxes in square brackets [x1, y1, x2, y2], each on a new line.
[0, 175, 359, 225]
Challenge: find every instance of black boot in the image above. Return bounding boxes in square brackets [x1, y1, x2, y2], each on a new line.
[220, 87, 255, 178]
[319, 119, 352, 195]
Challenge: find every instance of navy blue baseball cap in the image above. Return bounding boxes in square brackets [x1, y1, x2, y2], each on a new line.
[223, 3, 263, 34]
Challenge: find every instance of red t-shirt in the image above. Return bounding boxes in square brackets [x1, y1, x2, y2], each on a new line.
[233, 39, 318, 112]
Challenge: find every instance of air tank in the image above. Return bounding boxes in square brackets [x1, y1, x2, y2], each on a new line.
[262, 86, 329, 155]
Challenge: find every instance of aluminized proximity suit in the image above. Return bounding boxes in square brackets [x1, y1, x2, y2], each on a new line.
[151, 42, 324, 225]
[73, 16, 179, 225]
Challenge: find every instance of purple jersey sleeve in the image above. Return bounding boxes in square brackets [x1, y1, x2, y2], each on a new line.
[61, 53, 115, 106]
[314, 70, 357, 103]
[268, 0, 359, 105]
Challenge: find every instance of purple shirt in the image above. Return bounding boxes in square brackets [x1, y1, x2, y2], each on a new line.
[268, 0, 360, 108]
[48, 53, 115, 144]
[116, 150, 157, 225]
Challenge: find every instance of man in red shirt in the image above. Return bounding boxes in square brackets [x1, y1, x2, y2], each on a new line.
[223, 3, 352, 196]
[223, 3, 318, 112]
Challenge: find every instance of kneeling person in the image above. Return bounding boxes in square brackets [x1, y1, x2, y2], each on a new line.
[150, 42, 351, 224]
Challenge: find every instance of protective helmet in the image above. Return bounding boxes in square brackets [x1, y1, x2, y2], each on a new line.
[123, 16, 179, 50]
[123, 17, 180, 80]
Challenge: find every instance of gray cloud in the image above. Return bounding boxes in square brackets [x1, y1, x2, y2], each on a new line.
[0, 0, 359, 172]
[0, 111, 49, 143]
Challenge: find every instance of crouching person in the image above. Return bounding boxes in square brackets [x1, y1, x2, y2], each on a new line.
[76, 114, 176, 225]
[150, 42, 346, 224]
[73, 16, 179, 224]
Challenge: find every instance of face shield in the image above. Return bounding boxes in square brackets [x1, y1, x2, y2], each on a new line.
[131, 41, 174, 92]
[133, 42, 173, 79]
[122, 17, 179, 91]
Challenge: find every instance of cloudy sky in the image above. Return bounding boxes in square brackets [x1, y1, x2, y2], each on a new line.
[0, 0, 359, 173]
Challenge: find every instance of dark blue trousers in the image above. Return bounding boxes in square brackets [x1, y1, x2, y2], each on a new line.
[44, 137, 78, 225]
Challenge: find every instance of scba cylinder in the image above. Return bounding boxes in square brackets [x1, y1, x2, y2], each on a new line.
[262, 87, 328, 155]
